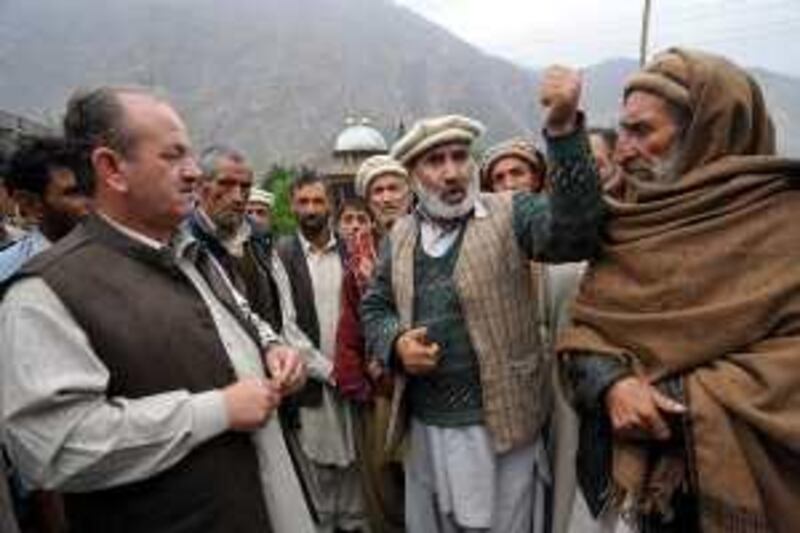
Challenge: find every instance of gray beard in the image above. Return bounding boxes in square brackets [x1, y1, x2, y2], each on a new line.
[413, 171, 479, 221]
[624, 143, 683, 185]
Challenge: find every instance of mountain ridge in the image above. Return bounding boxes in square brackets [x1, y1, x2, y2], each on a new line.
[0, 0, 797, 166]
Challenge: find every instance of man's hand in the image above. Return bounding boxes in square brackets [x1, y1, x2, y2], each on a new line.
[395, 327, 440, 376]
[223, 377, 282, 431]
[605, 376, 686, 440]
[539, 65, 583, 136]
[265, 344, 307, 395]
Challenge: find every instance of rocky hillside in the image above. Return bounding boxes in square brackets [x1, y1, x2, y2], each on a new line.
[0, 0, 797, 166]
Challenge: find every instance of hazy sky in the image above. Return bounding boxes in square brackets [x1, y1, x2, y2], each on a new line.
[394, 0, 800, 77]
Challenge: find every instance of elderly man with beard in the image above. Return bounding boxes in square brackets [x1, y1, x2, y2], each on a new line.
[361, 68, 604, 533]
[558, 48, 800, 533]
[190, 145, 334, 393]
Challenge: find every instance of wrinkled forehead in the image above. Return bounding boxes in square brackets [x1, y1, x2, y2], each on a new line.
[215, 156, 253, 180]
[620, 90, 677, 126]
[410, 140, 472, 171]
[368, 171, 407, 192]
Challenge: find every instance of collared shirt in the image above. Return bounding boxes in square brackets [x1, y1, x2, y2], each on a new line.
[0, 214, 316, 531]
[0, 228, 51, 282]
[295, 231, 357, 466]
[297, 231, 343, 359]
[418, 198, 489, 258]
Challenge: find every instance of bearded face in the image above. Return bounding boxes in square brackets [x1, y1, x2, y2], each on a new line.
[410, 142, 479, 220]
[290, 181, 332, 239]
[199, 156, 253, 238]
[617, 91, 686, 186]
[619, 141, 683, 185]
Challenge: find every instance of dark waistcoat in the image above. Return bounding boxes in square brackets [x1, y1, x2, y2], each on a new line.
[12, 215, 272, 533]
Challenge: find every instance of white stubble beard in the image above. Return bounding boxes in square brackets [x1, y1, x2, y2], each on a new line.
[412, 163, 480, 221]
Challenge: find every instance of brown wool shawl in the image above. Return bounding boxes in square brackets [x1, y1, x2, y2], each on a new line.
[558, 48, 800, 533]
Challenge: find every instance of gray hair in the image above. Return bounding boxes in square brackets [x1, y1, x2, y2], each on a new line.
[198, 144, 248, 181]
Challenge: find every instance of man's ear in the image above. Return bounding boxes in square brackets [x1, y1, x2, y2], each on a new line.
[92, 147, 129, 193]
[12, 190, 44, 223]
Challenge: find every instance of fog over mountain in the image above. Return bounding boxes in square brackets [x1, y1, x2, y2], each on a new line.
[1, 0, 797, 167]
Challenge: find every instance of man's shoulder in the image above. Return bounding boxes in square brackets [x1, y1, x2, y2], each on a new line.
[0, 236, 33, 282]
[1, 228, 89, 297]
[15, 226, 91, 278]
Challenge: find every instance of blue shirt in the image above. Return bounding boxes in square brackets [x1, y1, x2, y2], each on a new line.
[0, 229, 50, 282]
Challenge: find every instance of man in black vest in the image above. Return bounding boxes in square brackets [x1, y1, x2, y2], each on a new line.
[0, 86, 317, 533]
[277, 171, 366, 532]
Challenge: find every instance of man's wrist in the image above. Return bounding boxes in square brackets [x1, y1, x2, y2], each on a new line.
[545, 112, 580, 138]
[190, 390, 229, 445]
[564, 351, 633, 412]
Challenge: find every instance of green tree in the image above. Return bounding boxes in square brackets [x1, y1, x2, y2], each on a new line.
[260, 164, 296, 236]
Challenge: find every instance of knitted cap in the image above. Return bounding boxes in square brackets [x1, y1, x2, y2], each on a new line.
[355, 155, 408, 198]
[248, 188, 274, 207]
[390, 115, 485, 166]
[480, 138, 546, 187]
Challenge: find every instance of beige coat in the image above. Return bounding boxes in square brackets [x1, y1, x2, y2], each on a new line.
[386, 194, 551, 454]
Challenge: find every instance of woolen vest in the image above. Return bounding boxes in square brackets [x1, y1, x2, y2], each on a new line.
[408, 229, 484, 426]
[13, 216, 272, 533]
[390, 194, 552, 453]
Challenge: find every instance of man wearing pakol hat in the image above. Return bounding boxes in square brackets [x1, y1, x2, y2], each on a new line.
[361, 67, 604, 532]
[480, 137, 547, 194]
[480, 135, 605, 533]
[354, 154, 413, 234]
[246, 187, 274, 234]
[559, 48, 800, 533]
[335, 154, 412, 532]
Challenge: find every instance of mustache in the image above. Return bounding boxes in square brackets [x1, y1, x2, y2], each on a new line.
[298, 213, 328, 231]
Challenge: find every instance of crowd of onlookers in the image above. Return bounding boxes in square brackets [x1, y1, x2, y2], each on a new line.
[1, 47, 799, 533]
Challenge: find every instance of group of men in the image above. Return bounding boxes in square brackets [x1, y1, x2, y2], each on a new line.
[1, 46, 799, 533]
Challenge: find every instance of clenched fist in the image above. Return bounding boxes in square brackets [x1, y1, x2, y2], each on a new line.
[223, 377, 282, 431]
[539, 65, 583, 136]
[394, 327, 440, 376]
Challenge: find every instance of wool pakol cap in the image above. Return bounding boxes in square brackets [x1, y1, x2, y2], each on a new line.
[355, 155, 408, 198]
[624, 51, 691, 111]
[248, 188, 274, 207]
[480, 138, 546, 184]
[390, 115, 485, 166]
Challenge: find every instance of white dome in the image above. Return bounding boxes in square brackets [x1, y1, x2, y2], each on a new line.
[334, 117, 388, 154]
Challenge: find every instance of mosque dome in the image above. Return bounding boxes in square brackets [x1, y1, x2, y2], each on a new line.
[333, 117, 388, 154]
